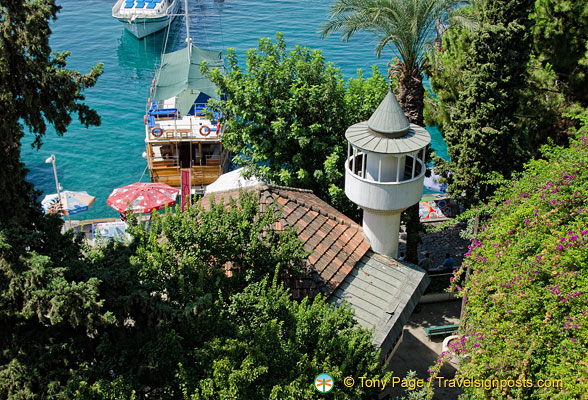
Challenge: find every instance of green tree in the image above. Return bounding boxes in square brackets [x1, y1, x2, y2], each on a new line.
[0, 1, 105, 397]
[522, 0, 588, 149]
[320, 0, 457, 125]
[427, 0, 588, 155]
[182, 280, 390, 399]
[73, 192, 388, 399]
[0, 224, 116, 398]
[77, 191, 307, 398]
[432, 0, 535, 207]
[425, 5, 480, 131]
[0, 0, 102, 223]
[203, 33, 388, 217]
[532, 0, 588, 107]
[449, 121, 588, 399]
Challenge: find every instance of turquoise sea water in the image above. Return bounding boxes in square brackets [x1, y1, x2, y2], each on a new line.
[21, 0, 447, 220]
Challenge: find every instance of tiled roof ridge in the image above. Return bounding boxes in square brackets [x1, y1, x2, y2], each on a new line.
[200, 183, 313, 199]
[205, 183, 363, 232]
[264, 184, 363, 233]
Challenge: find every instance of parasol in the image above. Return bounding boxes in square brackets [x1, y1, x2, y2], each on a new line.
[41, 190, 95, 216]
[106, 182, 179, 214]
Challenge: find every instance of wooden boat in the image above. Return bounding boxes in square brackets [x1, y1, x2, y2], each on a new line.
[143, 3, 229, 193]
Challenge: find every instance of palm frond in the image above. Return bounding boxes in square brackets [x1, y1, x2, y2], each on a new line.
[320, 0, 466, 71]
[448, 5, 480, 32]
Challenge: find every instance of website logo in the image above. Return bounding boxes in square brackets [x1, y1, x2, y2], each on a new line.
[315, 373, 334, 393]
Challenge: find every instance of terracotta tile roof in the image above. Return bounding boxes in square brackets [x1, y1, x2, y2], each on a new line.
[199, 184, 370, 299]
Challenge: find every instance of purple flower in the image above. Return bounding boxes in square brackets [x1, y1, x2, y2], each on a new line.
[556, 244, 564, 251]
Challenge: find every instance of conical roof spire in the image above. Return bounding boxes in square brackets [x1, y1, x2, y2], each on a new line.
[367, 90, 410, 137]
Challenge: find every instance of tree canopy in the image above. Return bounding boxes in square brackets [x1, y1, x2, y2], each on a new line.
[532, 0, 588, 108]
[448, 121, 588, 399]
[320, 0, 458, 125]
[0, 0, 102, 223]
[431, 0, 535, 207]
[427, 0, 588, 206]
[204, 33, 388, 217]
[2, 190, 390, 399]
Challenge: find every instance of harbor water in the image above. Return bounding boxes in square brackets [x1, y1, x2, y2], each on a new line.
[21, 0, 448, 220]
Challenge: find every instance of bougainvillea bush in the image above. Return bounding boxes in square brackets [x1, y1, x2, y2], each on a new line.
[452, 125, 588, 399]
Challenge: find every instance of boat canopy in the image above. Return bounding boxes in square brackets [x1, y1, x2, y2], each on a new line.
[152, 44, 225, 115]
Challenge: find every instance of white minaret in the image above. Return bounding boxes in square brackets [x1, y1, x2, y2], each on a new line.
[345, 90, 430, 258]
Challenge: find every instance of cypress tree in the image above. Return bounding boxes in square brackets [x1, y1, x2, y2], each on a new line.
[0, 0, 102, 224]
[440, 0, 535, 206]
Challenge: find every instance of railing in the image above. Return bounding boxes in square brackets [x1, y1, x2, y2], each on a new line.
[115, 0, 170, 16]
[145, 102, 223, 141]
[148, 146, 227, 169]
[148, 150, 229, 187]
[347, 153, 425, 184]
[150, 165, 226, 187]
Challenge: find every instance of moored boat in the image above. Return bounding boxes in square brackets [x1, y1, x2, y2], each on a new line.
[144, 14, 229, 194]
[112, 0, 180, 39]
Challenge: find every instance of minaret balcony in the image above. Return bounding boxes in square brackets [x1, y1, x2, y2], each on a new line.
[344, 150, 426, 212]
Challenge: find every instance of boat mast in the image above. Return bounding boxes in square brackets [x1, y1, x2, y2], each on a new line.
[185, 0, 192, 59]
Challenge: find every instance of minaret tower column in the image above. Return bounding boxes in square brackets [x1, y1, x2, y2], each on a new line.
[344, 90, 431, 258]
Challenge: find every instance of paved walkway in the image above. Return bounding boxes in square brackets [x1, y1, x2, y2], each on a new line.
[399, 222, 470, 269]
[385, 300, 463, 399]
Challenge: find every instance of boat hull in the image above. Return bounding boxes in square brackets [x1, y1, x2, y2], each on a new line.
[112, 0, 180, 39]
[118, 15, 177, 39]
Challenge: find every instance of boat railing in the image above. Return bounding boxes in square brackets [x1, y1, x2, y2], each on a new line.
[145, 102, 224, 141]
[146, 121, 223, 141]
[147, 155, 229, 187]
[148, 147, 228, 170]
[147, 101, 216, 117]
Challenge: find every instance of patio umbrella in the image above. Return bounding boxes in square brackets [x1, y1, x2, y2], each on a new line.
[41, 190, 95, 216]
[107, 182, 179, 214]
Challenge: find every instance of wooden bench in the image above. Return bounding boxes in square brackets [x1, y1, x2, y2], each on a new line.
[424, 324, 459, 340]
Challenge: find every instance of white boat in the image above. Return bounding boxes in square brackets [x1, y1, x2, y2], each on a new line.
[112, 0, 180, 39]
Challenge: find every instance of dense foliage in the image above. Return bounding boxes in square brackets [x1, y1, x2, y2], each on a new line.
[427, 0, 588, 206]
[204, 34, 388, 218]
[532, 0, 588, 109]
[450, 125, 588, 399]
[2, 191, 390, 399]
[0, 224, 114, 397]
[431, 0, 535, 207]
[0, 0, 102, 222]
[0, 1, 103, 394]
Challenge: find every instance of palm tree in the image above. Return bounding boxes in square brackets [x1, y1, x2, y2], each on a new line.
[320, 0, 458, 263]
[320, 0, 457, 124]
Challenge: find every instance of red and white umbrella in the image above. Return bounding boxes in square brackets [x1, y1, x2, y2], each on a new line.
[107, 182, 179, 214]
